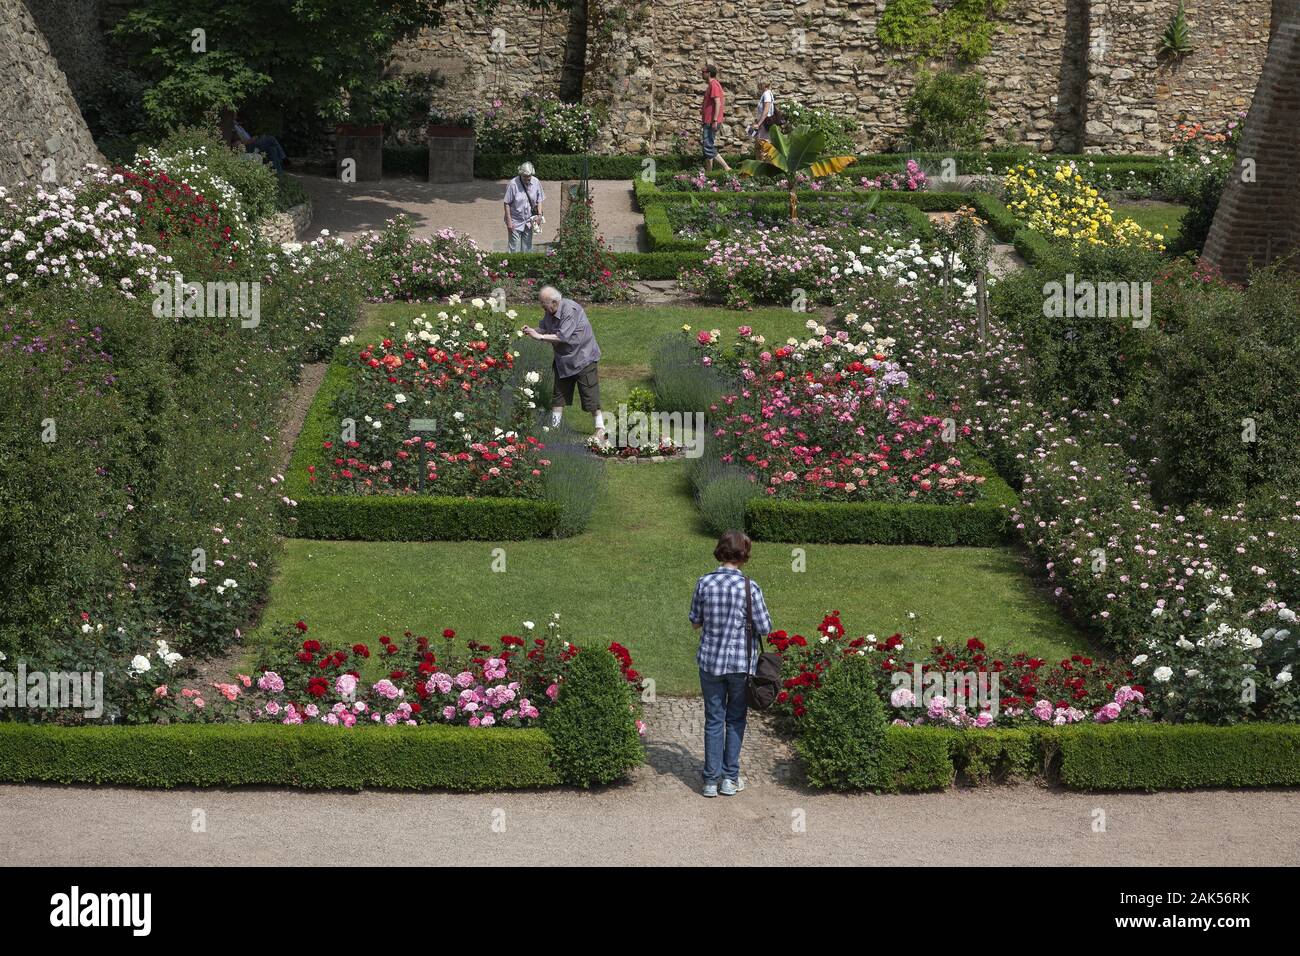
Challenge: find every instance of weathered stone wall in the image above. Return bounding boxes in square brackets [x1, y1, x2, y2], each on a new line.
[1085, 1, 1271, 149]
[0, 0, 104, 186]
[403, 0, 1278, 154]
[22, 0, 110, 104]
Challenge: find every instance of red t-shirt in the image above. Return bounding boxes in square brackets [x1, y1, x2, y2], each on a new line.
[701, 78, 724, 124]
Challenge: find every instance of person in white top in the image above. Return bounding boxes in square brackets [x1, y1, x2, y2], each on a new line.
[747, 84, 777, 156]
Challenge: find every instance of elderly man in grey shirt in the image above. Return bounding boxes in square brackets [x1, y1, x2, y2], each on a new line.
[522, 285, 604, 438]
[503, 161, 545, 252]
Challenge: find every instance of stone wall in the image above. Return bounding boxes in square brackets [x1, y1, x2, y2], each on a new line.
[404, 0, 1278, 154]
[1085, 1, 1271, 148]
[0, 0, 103, 186]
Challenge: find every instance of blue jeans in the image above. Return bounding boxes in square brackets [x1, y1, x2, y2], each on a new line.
[700, 669, 748, 783]
[247, 135, 285, 172]
[507, 225, 534, 252]
[701, 123, 719, 159]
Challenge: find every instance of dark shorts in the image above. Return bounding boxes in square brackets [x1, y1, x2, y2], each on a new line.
[553, 361, 601, 412]
[701, 123, 718, 159]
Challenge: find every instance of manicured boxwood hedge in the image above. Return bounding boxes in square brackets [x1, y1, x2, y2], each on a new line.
[855, 723, 1300, 792]
[282, 352, 560, 541]
[634, 184, 1050, 266]
[0, 723, 560, 791]
[474, 151, 1167, 183]
[744, 456, 1017, 545]
[1053, 723, 1300, 790]
[485, 250, 706, 280]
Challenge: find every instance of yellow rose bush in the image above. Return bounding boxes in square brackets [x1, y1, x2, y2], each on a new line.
[1003, 161, 1164, 252]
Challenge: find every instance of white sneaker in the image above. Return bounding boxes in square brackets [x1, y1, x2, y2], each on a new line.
[702, 781, 719, 798]
[720, 777, 744, 795]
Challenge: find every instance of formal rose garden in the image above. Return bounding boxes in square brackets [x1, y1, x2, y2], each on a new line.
[2, 92, 1299, 796]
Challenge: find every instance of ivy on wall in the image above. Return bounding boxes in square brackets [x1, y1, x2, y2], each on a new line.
[877, 0, 1012, 63]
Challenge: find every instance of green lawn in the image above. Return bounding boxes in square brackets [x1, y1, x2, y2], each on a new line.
[257, 303, 1091, 694]
[1114, 202, 1188, 246]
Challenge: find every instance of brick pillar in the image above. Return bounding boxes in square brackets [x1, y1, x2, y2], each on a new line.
[1202, 2, 1300, 282]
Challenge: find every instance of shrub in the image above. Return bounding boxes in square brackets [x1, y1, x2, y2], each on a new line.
[775, 100, 860, 155]
[902, 70, 990, 151]
[1002, 160, 1165, 251]
[147, 126, 280, 224]
[476, 95, 602, 154]
[1056, 723, 1300, 790]
[534, 198, 632, 302]
[543, 645, 644, 786]
[263, 233, 364, 362]
[795, 655, 889, 789]
[353, 215, 492, 301]
[745, 484, 1013, 545]
[539, 430, 606, 538]
[0, 723, 559, 790]
[651, 335, 724, 412]
[691, 460, 763, 536]
[1145, 266, 1300, 508]
[991, 243, 1167, 411]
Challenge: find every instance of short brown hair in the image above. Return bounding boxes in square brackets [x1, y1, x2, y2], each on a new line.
[713, 529, 751, 564]
[704, 63, 718, 77]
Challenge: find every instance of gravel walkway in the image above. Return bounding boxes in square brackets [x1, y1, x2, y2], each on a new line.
[2, 777, 1295, 866]
[294, 174, 645, 252]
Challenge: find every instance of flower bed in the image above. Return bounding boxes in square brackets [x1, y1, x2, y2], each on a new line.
[0, 617, 645, 790]
[837, 223, 1300, 727]
[760, 613, 1300, 791]
[282, 304, 571, 541]
[353, 215, 493, 301]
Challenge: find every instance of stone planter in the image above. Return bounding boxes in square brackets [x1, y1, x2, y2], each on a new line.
[427, 125, 474, 184]
[335, 124, 383, 182]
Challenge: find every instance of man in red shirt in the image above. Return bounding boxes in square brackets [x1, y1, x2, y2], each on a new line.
[700, 63, 731, 172]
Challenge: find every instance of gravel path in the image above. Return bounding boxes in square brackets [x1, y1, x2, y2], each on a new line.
[2, 776, 1295, 866]
[293, 174, 645, 252]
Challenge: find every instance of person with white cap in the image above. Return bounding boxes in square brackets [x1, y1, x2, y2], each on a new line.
[503, 162, 545, 252]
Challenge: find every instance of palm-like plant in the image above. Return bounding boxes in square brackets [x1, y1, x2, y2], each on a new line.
[737, 125, 857, 220]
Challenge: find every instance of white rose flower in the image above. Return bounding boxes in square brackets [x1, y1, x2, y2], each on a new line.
[128, 655, 152, 676]
[1152, 666, 1173, 683]
[1131, 654, 1149, 666]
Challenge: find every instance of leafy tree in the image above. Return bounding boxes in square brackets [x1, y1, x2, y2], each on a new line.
[113, 0, 454, 132]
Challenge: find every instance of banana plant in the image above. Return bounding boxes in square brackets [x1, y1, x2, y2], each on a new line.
[736, 125, 857, 220]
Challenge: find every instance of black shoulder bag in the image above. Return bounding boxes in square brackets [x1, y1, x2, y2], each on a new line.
[744, 576, 783, 709]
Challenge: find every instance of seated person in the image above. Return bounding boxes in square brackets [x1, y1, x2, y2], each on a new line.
[229, 112, 287, 172]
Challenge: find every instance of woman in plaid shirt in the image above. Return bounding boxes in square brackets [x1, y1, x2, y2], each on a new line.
[689, 530, 773, 797]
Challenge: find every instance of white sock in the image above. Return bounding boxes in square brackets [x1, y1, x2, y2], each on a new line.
[549, 409, 562, 427]
[594, 411, 605, 430]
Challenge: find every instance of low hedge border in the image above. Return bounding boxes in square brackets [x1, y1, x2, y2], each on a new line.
[0, 722, 560, 791]
[869, 723, 1300, 793]
[475, 151, 1168, 182]
[486, 250, 706, 280]
[634, 185, 1050, 266]
[744, 455, 1017, 546]
[282, 349, 561, 541]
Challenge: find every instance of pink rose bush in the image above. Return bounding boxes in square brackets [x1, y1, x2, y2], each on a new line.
[688, 322, 987, 505]
[136, 617, 644, 730]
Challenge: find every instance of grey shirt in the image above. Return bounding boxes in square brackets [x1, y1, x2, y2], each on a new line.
[539, 297, 601, 378]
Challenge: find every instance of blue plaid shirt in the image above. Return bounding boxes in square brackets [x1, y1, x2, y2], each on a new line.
[690, 567, 773, 676]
